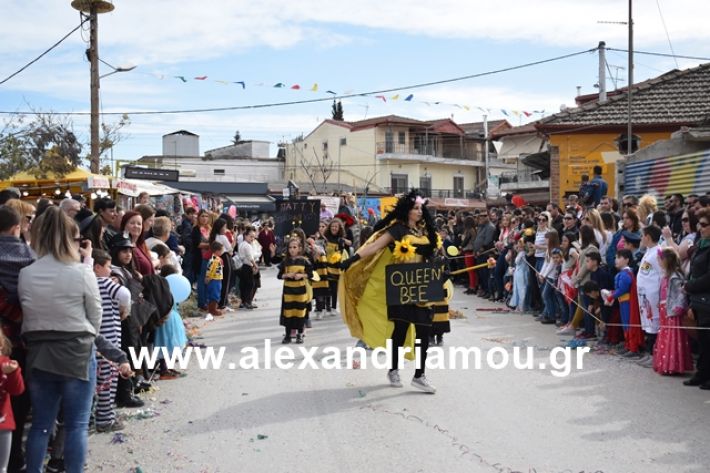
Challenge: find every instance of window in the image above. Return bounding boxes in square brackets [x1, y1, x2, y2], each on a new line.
[385, 131, 394, 153]
[322, 141, 328, 159]
[419, 176, 432, 197]
[398, 131, 406, 145]
[213, 169, 225, 176]
[453, 175, 464, 198]
[391, 174, 408, 194]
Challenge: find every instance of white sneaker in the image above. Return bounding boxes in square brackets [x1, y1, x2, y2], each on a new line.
[556, 326, 575, 336]
[315, 311, 323, 320]
[387, 369, 403, 388]
[411, 375, 436, 394]
[329, 309, 339, 317]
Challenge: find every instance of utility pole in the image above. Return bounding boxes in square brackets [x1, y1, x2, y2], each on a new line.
[598, 41, 607, 103]
[71, 0, 114, 174]
[627, 0, 633, 156]
[483, 114, 489, 196]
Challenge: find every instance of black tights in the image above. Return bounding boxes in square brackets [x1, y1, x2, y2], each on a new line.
[389, 320, 431, 378]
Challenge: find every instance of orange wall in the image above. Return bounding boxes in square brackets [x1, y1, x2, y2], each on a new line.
[550, 131, 671, 206]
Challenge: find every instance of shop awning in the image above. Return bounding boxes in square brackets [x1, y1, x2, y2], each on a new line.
[224, 195, 276, 212]
[427, 197, 486, 210]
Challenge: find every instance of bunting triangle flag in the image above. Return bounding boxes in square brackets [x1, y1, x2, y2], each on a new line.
[522, 111, 532, 117]
[291, 84, 301, 90]
[375, 95, 387, 102]
[310, 83, 318, 92]
[234, 81, 246, 89]
[404, 94, 413, 101]
[391, 94, 400, 100]
[174, 76, 187, 83]
[463, 105, 470, 111]
[501, 109, 509, 116]
[273, 83, 285, 88]
[194, 76, 208, 80]
[326, 90, 337, 95]
[215, 80, 229, 85]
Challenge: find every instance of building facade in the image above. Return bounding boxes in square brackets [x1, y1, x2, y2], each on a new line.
[284, 115, 486, 199]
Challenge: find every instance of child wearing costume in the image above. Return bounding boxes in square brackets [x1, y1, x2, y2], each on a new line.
[278, 238, 315, 344]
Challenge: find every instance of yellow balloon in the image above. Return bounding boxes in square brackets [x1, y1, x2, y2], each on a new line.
[446, 246, 460, 257]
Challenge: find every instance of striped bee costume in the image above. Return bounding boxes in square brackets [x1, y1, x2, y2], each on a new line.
[278, 256, 315, 333]
[312, 250, 331, 312]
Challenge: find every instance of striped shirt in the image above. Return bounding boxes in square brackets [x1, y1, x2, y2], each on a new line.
[96, 277, 128, 346]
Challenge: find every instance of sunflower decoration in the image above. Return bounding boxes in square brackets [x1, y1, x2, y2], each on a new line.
[328, 251, 343, 265]
[393, 236, 417, 263]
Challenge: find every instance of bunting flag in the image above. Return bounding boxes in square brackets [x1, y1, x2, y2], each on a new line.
[149, 70, 544, 119]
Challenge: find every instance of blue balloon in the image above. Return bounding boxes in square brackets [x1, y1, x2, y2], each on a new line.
[165, 274, 191, 303]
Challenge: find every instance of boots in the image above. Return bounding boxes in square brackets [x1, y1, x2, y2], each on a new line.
[208, 301, 224, 316]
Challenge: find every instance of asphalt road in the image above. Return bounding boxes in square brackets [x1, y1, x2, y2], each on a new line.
[87, 265, 710, 473]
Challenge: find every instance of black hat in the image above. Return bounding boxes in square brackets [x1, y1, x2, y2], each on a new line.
[109, 233, 135, 249]
[621, 230, 641, 244]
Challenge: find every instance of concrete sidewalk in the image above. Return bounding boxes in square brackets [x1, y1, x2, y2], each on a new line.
[87, 265, 710, 473]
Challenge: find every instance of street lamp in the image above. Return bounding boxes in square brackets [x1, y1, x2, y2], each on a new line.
[98, 58, 136, 79]
[70, 0, 115, 174]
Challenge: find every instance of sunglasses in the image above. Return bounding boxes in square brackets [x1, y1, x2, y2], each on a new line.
[700, 222, 710, 228]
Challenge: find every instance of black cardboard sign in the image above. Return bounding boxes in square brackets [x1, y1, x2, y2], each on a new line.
[274, 199, 320, 238]
[385, 263, 445, 306]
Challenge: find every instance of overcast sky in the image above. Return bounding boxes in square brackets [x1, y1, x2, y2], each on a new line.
[1, 0, 708, 161]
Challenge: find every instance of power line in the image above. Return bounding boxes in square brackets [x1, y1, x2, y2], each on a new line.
[0, 18, 88, 86]
[0, 47, 598, 116]
[655, 0, 679, 69]
[607, 47, 710, 62]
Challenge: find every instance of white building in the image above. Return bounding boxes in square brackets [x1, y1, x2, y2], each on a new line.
[137, 133, 283, 183]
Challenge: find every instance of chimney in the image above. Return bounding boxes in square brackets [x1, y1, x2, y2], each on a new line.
[598, 41, 607, 103]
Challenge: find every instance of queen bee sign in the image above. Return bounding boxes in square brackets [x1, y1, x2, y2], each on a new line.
[385, 263, 445, 306]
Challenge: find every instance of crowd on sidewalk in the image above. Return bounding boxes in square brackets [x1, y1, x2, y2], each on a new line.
[436, 168, 710, 389]
[0, 187, 287, 473]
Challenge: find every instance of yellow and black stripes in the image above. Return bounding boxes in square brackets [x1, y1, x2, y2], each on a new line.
[312, 254, 330, 293]
[278, 258, 313, 319]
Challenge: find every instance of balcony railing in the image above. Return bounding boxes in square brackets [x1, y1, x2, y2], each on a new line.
[384, 187, 478, 199]
[376, 142, 481, 161]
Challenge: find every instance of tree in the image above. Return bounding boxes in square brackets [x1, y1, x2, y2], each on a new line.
[0, 111, 129, 179]
[292, 140, 334, 194]
[331, 100, 344, 121]
[0, 112, 82, 180]
[97, 114, 130, 175]
[232, 130, 243, 145]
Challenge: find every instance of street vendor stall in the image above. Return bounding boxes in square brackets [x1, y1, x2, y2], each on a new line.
[0, 167, 111, 202]
[113, 178, 190, 215]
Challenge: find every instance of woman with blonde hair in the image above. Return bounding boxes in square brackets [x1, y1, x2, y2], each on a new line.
[638, 194, 658, 227]
[583, 208, 609, 256]
[18, 206, 102, 473]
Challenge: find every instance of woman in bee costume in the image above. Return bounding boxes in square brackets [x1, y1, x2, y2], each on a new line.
[340, 190, 439, 393]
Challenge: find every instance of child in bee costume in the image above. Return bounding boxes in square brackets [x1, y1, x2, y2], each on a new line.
[278, 237, 316, 344]
[311, 235, 331, 320]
